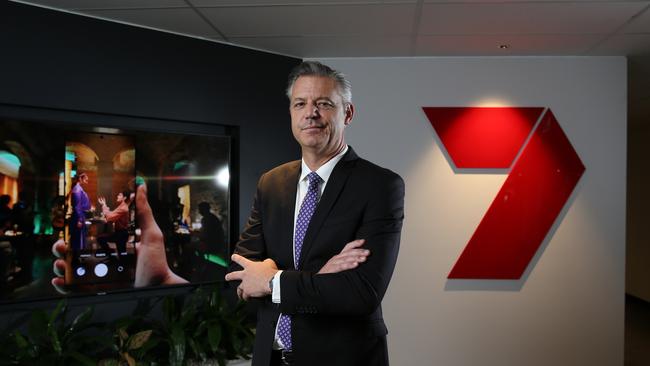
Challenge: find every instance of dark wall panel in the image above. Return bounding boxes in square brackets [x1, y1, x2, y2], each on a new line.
[0, 1, 302, 232]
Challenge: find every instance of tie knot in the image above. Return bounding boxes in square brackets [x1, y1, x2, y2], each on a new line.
[307, 172, 322, 187]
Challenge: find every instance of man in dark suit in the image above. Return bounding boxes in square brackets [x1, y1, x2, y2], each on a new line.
[225, 61, 404, 366]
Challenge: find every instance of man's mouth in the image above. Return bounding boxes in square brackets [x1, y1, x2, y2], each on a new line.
[301, 125, 324, 131]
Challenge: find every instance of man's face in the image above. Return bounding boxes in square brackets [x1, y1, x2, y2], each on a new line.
[116, 193, 124, 204]
[289, 76, 353, 155]
[80, 175, 88, 185]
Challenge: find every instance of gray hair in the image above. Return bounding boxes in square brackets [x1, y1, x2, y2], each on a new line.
[286, 61, 352, 105]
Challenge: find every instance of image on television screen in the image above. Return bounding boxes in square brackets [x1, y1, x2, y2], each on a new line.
[0, 119, 231, 302]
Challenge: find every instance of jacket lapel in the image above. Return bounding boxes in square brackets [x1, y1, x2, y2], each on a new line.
[279, 161, 300, 268]
[298, 147, 359, 269]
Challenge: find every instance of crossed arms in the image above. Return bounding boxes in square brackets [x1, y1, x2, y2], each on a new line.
[225, 173, 405, 316]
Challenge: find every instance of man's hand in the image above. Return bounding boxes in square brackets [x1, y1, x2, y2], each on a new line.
[98, 197, 106, 207]
[51, 182, 188, 294]
[318, 239, 368, 274]
[225, 254, 278, 300]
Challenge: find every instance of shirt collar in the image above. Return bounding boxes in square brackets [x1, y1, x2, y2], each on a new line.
[299, 145, 348, 184]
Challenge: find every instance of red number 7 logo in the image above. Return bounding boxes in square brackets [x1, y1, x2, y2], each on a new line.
[423, 107, 585, 280]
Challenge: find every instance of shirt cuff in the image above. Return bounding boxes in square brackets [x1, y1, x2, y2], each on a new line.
[271, 270, 282, 303]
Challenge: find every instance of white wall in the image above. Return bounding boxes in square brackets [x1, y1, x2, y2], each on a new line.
[312, 57, 626, 366]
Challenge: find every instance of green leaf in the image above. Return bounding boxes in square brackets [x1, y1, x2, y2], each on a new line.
[64, 307, 93, 341]
[187, 337, 206, 361]
[193, 321, 207, 338]
[98, 359, 119, 366]
[14, 332, 28, 348]
[68, 350, 96, 366]
[133, 336, 160, 359]
[180, 305, 197, 328]
[169, 323, 185, 366]
[216, 354, 226, 366]
[124, 351, 136, 366]
[48, 300, 66, 325]
[47, 321, 62, 356]
[209, 289, 219, 308]
[207, 325, 221, 354]
[128, 330, 152, 350]
[119, 327, 129, 341]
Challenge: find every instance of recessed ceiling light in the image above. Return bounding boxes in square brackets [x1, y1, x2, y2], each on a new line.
[499, 44, 510, 49]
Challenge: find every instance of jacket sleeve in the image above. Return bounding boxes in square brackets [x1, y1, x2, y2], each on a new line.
[279, 173, 405, 316]
[72, 188, 85, 224]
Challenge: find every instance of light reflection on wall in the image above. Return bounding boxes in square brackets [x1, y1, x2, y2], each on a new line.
[472, 97, 512, 107]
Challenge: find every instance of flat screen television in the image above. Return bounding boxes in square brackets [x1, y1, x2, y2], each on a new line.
[0, 108, 234, 303]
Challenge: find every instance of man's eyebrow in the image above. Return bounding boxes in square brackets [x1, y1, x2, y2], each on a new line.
[291, 96, 335, 103]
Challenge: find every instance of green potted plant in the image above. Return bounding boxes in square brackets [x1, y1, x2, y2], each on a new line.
[156, 285, 254, 366]
[1, 300, 108, 366]
[0, 285, 253, 365]
[98, 299, 161, 366]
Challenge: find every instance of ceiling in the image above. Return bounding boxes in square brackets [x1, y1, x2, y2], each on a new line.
[12, 0, 650, 58]
[11, 0, 650, 126]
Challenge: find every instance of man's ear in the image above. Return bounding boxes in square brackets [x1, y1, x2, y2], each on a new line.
[344, 103, 355, 126]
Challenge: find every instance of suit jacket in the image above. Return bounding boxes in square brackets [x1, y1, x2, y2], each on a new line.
[71, 183, 90, 225]
[70, 183, 91, 251]
[233, 147, 405, 366]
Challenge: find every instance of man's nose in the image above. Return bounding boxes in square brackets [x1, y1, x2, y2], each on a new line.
[305, 104, 320, 119]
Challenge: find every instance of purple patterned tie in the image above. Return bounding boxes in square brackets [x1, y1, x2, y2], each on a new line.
[277, 171, 322, 350]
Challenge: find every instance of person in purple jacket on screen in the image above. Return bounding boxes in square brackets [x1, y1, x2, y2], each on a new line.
[69, 172, 90, 252]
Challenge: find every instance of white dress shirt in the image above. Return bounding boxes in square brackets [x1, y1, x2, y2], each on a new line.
[272, 145, 348, 349]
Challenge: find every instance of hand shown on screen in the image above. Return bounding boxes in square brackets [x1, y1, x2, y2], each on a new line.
[51, 183, 188, 294]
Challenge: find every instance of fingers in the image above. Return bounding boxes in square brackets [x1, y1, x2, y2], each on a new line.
[53, 259, 66, 277]
[317, 246, 371, 274]
[135, 183, 155, 231]
[341, 239, 365, 252]
[334, 248, 370, 262]
[333, 260, 360, 271]
[52, 239, 66, 258]
[51, 277, 68, 295]
[225, 270, 244, 282]
[262, 258, 278, 269]
[328, 255, 367, 269]
[237, 285, 250, 301]
[135, 181, 165, 244]
[51, 255, 68, 294]
[230, 254, 251, 268]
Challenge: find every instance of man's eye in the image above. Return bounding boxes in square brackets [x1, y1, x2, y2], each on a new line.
[293, 102, 305, 108]
[317, 102, 334, 109]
